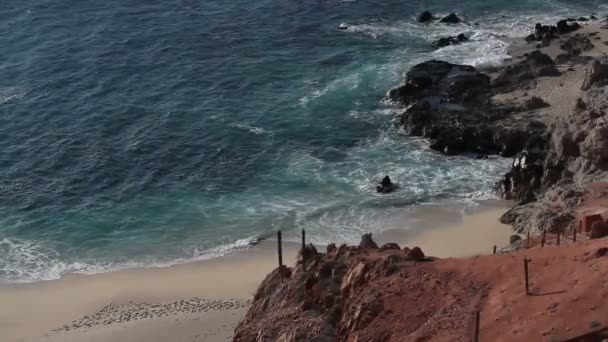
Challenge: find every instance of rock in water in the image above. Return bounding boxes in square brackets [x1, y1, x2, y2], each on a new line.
[376, 175, 394, 193]
[432, 34, 469, 48]
[338, 23, 348, 30]
[417, 11, 435, 23]
[440, 13, 462, 24]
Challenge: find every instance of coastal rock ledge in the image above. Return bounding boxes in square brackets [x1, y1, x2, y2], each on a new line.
[233, 234, 447, 341]
[388, 57, 548, 156]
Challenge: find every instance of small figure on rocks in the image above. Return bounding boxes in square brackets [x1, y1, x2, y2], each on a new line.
[376, 175, 394, 193]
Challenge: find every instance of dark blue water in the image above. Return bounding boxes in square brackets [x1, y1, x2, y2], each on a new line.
[0, 0, 604, 281]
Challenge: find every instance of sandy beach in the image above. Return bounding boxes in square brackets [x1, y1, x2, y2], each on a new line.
[0, 201, 514, 342]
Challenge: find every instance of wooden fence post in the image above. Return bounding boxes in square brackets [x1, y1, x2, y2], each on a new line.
[527, 231, 531, 248]
[524, 258, 530, 295]
[301, 229, 306, 251]
[541, 230, 546, 247]
[573, 226, 577, 242]
[473, 311, 480, 342]
[277, 230, 283, 268]
[557, 231, 561, 246]
[493, 245, 497, 255]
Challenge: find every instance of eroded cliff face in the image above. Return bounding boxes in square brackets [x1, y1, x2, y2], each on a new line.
[233, 236, 484, 342]
[499, 56, 608, 234]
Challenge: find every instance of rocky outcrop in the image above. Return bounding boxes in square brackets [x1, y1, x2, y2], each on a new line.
[432, 34, 469, 48]
[233, 236, 479, 342]
[492, 50, 560, 92]
[389, 59, 546, 156]
[525, 19, 582, 46]
[440, 13, 462, 24]
[560, 34, 594, 57]
[499, 56, 608, 234]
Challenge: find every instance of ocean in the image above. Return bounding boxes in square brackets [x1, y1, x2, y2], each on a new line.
[0, 0, 604, 282]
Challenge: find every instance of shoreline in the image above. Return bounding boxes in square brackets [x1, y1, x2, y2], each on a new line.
[0, 201, 513, 342]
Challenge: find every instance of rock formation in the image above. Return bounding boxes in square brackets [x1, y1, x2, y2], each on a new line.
[440, 13, 462, 24]
[499, 56, 608, 234]
[388, 58, 547, 156]
[432, 33, 469, 48]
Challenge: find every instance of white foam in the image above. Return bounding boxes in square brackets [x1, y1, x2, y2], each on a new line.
[0, 236, 260, 283]
[0, 87, 26, 105]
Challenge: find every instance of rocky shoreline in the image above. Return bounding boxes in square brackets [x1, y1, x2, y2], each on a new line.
[232, 15, 608, 342]
[389, 15, 608, 239]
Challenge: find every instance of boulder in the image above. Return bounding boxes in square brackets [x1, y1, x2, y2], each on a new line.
[590, 220, 608, 239]
[406, 247, 426, 261]
[432, 34, 469, 48]
[417, 11, 435, 23]
[557, 20, 581, 34]
[389, 60, 490, 105]
[359, 233, 379, 249]
[440, 13, 462, 24]
[376, 175, 394, 193]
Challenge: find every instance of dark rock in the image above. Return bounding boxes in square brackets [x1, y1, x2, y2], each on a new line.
[376, 175, 394, 193]
[432, 34, 469, 48]
[493, 50, 560, 91]
[326, 243, 337, 254]
[560, 35, 594, 57]
[304, 276, 318, 290]
[298, 243, 319, 263]
[380, 243, 401, 251]
[388, 60, 490, 105]
[509, 235, 523, 245]
[525, 34, 537, 42]
[406, 247, 425, 261]
[359, 233, 379, 249]
[318, 262, 333, 278]
[578, 17, 589, 22]
[417, 11, 435, 23]
[322, 294, 335, 309]
[524, 97, 550, 110]
[557, 20, 581, 34]
[590, 221, 608, 239]
[590, 15, 597, 20]
[440, 13, 462, 24]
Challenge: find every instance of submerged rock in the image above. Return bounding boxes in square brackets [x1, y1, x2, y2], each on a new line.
[417, 11, 435, 23]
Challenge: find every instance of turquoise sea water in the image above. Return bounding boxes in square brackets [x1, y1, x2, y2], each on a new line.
[0, 0, 605, 282]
